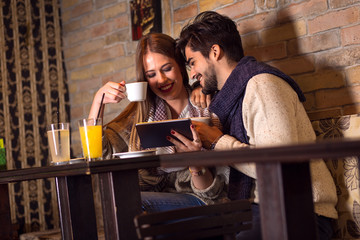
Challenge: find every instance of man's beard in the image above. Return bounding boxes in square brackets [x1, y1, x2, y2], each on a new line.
[201, 66, 218, 95]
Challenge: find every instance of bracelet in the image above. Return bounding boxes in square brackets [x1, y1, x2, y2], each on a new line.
[189, 167, 206, 176]
[210, 134, 224, 150]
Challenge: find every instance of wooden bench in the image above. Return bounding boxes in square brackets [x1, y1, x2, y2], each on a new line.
[311, 113, 360, 239]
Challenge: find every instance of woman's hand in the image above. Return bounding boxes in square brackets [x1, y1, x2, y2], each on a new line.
[89, 81, 127, 118]
[166, 124, 202, 152]
[190, 87, 212, 108]
[192, 122, 223, 149]
[96, 80, 127, 104]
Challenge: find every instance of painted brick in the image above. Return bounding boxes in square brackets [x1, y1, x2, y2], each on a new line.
[173, 0, 194, 9]
[294, 70, 345, 93]
[79, 44, 125, 67]
[269, 55, 315, 75]
[63, 19, 82, 33]
[341, 24, 360, 46]
[217, 0, 255, 19]
[277, 0, 328, 22]
[65, 59, 79, 71]
[101, 72, 126, 84]
[307, 108, 343, 120]
[103, 2, 127, 19]
[174, 3, 197, 22]
[302, 93, 315, 111]
[330, 0, 360, 9]
[70, 105, 85, 120]
[126, 66, 136, 81]
[91, 22, 112, 38]
[61, 9, 72, 24]
[105, 30, 130, 45]
[308, 7, 360, 34]
[267, 0, 277, 9]
[174, 22, 187, 38]
[315, 85, 360, 108]
[244, 42, 287, 62]
[71, 68, 92, 81]
[62, 0, 79, 9]
[71, 1, 93, 19]
[113, 55, 135, 70]
[72, 91, 95, 106]
[68, 82, 78, 94]
[82, 38, 106, 54]
[77, 77, 102, 93]
[81, 11, 104, 27]
[261, 20, 307, 44]
[199, 0, 233, 12]
[237, 12, 277, 35]
[163, 0, 171, 35]
[242, 33, 260, 48]
[92, 61, 117, 76]
[113, 15, 130, 29]
[124, 41, 138, 56]
[63, 44, 83, 60]
[66, 29, 92, 47]
[316, 46, 360, 69]
[346, 65, 360, 85]
[343, 103, 360, 116]
[288, 30, 340, 56]
[95, 0, 117, 9]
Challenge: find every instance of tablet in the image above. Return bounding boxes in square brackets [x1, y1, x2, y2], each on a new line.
[135, 119, 193, 148]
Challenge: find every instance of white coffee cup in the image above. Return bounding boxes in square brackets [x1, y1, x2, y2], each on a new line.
[125, 82, 148, 102]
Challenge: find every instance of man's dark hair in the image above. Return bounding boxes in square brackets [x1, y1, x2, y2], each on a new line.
[177, 11, 244, 62]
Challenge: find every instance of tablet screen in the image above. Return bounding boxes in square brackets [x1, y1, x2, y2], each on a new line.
[135, 119, 192, 148]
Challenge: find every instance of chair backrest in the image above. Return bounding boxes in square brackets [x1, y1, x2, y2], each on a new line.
[134, 199, 252, 240]
[311, 113, 360, 240]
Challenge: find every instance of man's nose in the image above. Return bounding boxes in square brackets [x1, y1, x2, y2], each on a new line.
[190, 68, 196, 80]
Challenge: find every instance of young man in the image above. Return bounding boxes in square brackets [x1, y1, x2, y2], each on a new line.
[177, 11, 337, 240]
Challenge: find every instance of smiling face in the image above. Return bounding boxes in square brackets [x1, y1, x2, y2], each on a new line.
[143, 51, 187, 102]
[185, 46, 218, 95]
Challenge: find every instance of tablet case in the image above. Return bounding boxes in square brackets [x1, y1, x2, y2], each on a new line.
[135, 119, 193, 148]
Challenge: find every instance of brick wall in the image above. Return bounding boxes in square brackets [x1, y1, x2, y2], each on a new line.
[61, 0, 360, 157]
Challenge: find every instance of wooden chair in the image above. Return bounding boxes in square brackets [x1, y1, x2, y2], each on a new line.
[133, 199, 252, 240]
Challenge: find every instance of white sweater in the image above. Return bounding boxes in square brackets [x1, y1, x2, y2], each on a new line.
[214, 73, 338, 219]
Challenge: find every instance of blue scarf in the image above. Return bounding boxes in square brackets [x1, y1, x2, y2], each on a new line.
[209, 56, 305, 200]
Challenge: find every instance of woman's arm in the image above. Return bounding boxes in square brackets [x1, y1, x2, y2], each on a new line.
[167, 124, 215, 190]
[89, 80, 127, 119]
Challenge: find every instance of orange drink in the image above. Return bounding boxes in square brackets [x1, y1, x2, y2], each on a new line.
[78, 118, 102, 161]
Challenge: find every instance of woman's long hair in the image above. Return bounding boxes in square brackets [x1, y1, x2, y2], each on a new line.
[108, 33, 189, 151]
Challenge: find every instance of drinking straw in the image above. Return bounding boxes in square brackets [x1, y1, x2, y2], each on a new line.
[57, 97, 60, 124]
[97, 93, 105, 119]
[56, 97, 61, 153]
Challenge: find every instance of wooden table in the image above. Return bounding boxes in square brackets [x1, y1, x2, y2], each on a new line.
[160, 138, 360, 240]
[0, 156, 160, 240]
[1, 138, 359, 240]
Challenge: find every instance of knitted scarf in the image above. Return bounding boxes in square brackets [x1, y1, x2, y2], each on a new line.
[209, 56, 306, 200]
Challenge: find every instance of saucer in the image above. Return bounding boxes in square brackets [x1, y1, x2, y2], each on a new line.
[112, 150, 156, 159]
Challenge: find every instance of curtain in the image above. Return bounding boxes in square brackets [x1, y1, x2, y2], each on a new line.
[0, 0, 70, 234]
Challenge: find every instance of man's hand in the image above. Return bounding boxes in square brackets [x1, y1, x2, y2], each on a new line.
[190, 87, 212, 108]
[192, 121, 223, 149]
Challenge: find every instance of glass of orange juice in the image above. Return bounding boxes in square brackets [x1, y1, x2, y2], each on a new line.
[78, 118, 102, 161]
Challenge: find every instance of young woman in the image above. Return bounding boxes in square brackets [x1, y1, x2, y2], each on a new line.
[88, 33, 228, 212]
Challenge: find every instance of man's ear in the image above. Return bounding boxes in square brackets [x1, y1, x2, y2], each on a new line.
[209, 44, 222, 61]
